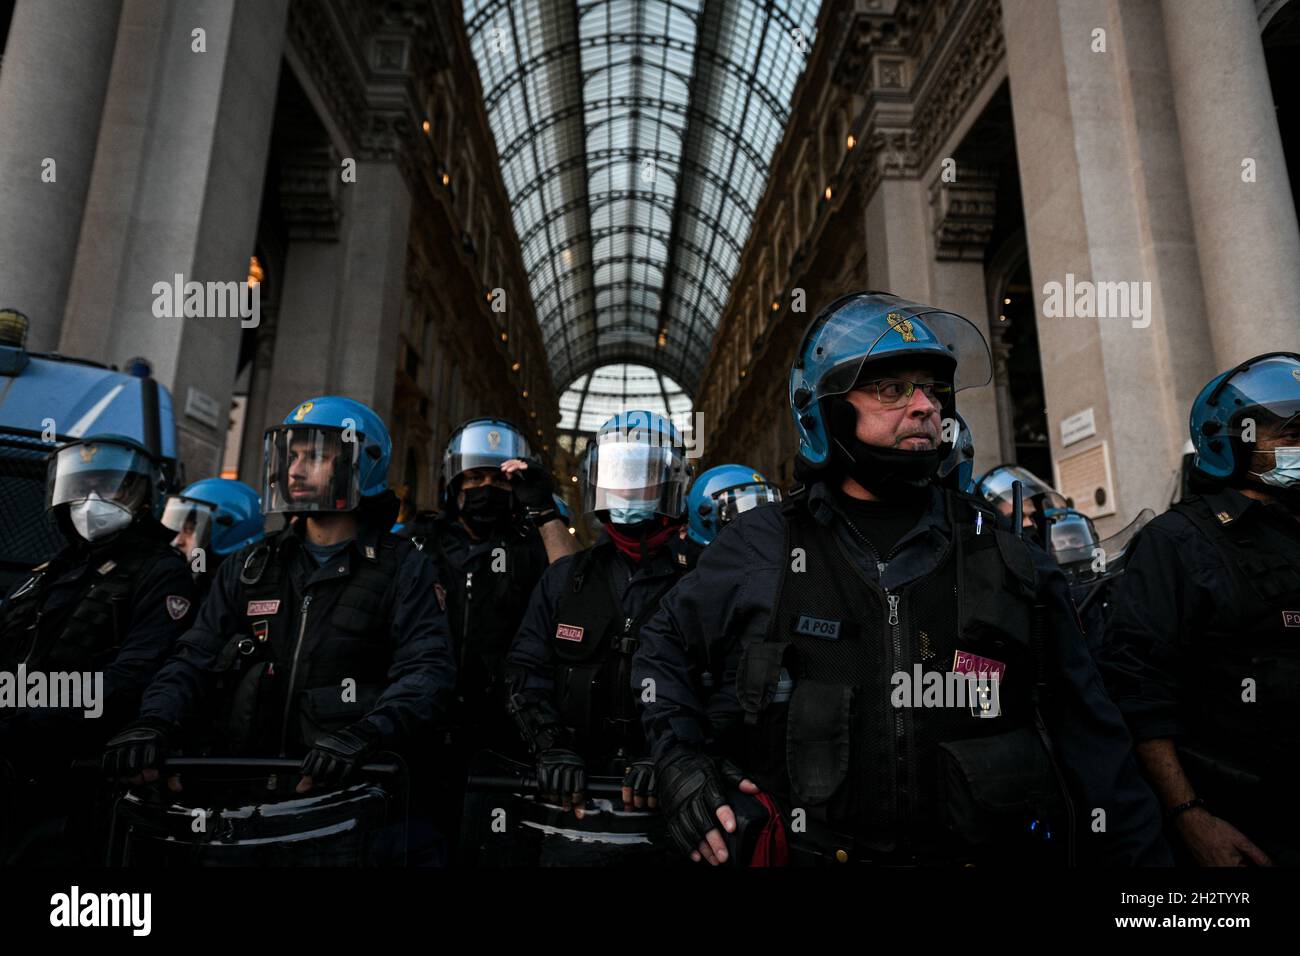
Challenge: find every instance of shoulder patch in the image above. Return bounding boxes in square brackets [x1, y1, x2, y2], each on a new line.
[166, 595, 191, 620]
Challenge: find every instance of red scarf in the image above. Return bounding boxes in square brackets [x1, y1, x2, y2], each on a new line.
[602, 517, 680, 564]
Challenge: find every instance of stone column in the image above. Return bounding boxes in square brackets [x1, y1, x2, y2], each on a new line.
[927, 165, 1005, 480]
[0, 0, 122, 349]
[1161, 0, 1300, 368]
[1001, 0, 1218, 530]
[60, 0, 290, 479]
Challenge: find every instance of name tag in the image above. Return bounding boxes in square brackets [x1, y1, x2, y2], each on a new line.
[556, 623, 585, 642]
[1284, 611, 1300, 628]
[794, 615, 842, 640]
[952, 649, 1006, 681]
[247, 600, 281, 616]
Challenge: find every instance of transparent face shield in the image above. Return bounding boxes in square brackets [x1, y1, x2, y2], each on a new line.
[47, 441, 153, 513]
[809, 309, 994, 405]
[582, 437, 688, 517]
[263, 426, 363, 514]
[977, 465, 1069, 523]
[443, 421, 531, 490]
[1047, 513, 1098, 556]
[715, 482, 782, 525]
[1054, 508, 1154, 586]
[161, 495, 216, 553]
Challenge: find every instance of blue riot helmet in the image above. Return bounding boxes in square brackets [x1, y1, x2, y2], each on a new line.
[790, 292, 992, 486]
[262, 396, 391, 514]
[686, 464, 781, 546]
[937, 412, 975, 493]
[46, 433, 167, 541]
[161, 478, 264, 557]
[582, 410, 689, 524]
[974, 464, 1069, 528]
[1189, 352, 1300, 484]
[441, 417, 531, 507]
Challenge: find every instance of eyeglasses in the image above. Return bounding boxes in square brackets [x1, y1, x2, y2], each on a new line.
[857, 378, 953, 408]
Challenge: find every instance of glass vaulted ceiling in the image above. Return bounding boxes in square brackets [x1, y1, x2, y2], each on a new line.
[463, 0, 820, 402]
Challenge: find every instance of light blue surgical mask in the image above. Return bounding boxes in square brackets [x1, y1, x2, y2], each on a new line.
[609, 507, 656, 525]
[1253, 446, 1300, 489]
[603, 492, 656, 525]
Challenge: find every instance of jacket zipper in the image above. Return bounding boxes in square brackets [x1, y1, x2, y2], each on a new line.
[279, 593, 313, 757]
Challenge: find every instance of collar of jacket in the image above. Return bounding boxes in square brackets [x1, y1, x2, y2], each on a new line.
[285, 512, 387, 564]
[805, 479, 954, 583]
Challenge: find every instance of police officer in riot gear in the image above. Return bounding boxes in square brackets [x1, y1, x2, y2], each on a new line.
[1100, 352, 1300, 866]
[421, 417, 579, 756]
[683, 464, 782, 567]
[101, 397, 456, 859]
[160, 477, 265, 603]
[632, 292, 1168, 866]
[976, 465, 1153, 654]
[505, 410, 691, 826]
[1, 433, 197, 862]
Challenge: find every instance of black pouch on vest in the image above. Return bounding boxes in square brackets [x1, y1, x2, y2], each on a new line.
[936, 725, 1065, 849]
[786, 681, 852, 806]
[224, 661, 278, 756]
[737, 641, 792, 782]
[298, 683, 383, 746]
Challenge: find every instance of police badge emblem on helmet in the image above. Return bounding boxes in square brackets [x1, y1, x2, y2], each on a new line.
[887, 312, 917, 342]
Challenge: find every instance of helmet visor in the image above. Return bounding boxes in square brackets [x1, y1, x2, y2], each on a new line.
[582, 437, 688, 517]
[263, 426, 363, 514]
[812, 309, 993, 403]
[1047, 513, 1098, 556]
[1055, 508, 1153, 584]
[443, 421, 531, 488]
[976, 466, 1066, 508]
[47, 441, 153, 512]
[161, 495, 216, 551]
[1217, 354, 1300, 429]
[715, 482, 782, 525]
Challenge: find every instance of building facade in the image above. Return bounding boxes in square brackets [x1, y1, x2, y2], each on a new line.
[0, 0, 557, 512]
[693, 0, 1300, 533]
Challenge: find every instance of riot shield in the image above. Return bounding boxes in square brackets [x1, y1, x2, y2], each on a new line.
[104, 757, 410, 867]
[459, 750, 679, 867]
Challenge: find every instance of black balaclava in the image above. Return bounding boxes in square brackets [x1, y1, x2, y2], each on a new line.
[459, 483, 515, 537]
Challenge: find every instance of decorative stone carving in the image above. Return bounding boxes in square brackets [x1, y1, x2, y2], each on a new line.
[913, 0, 1006, 168]
[930, 164, 998, 260]
[280, 144, 343, 240]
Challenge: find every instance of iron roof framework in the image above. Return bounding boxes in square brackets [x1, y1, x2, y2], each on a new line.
[464, 0, 819, 423]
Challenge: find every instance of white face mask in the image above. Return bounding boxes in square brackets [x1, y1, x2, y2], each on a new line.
[1252, 446, 1300, 490]
[68, 491, 134, 542]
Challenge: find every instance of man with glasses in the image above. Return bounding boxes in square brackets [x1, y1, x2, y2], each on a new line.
[632, 291, 1168, 867]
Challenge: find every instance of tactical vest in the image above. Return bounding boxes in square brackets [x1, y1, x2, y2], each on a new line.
[428, 525, 543, 678]
[2, 544, 170, 673]
[737, 489, 1069, 864]
[211, 530, 411, 757]
[1168, 492, 1300, 790]
[549, 543, 680, 767]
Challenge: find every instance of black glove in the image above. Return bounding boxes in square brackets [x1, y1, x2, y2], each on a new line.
[622, 757, 657, 804]
[536, 747, 586, 804]
[102, 716, 176, 779]
[300, 723, 381, 786]
[510, 459, 556, 512]
[656, 747, 743, 856]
